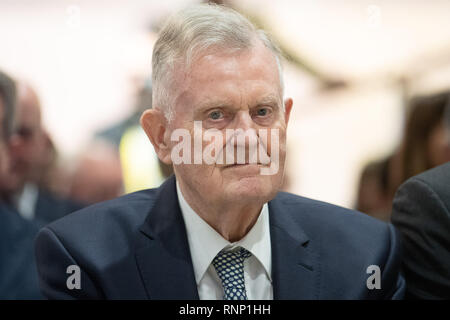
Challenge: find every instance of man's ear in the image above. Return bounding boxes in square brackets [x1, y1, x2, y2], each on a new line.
[284, 98, 293, 126]
[140, 109, 172, 164]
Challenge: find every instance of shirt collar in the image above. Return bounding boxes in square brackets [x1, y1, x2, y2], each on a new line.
[14, 182, 39, 220]
[176, 181, 272, 285]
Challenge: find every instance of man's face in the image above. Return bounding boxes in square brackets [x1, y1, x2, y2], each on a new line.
[9, 88, 46, 185]
[167, 42, 292, 207]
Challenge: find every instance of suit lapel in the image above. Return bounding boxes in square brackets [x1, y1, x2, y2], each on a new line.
[134, 176, 199, 300]
[269, 195, 320, 299]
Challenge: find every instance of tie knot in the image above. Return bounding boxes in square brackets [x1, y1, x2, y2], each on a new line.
[211, 247, 252, 300]
[213, 247, 252, 265]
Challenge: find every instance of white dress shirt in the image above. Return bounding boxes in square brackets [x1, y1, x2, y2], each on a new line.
[14, 182, 39, 220]
[176, 182, 273, 300]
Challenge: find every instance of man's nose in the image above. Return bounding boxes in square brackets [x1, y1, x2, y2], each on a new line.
[229, 111, 259, 153]
[233, 110, 255, 131]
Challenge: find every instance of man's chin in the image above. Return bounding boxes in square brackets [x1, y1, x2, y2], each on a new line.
[221, 163, 267, 176]
[223, 173, 277, 202]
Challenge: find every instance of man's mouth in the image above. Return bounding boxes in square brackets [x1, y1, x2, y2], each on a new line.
[223, 163, 264, 169]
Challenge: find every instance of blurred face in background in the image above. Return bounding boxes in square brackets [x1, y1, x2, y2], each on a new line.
[8, 85, 47, 190]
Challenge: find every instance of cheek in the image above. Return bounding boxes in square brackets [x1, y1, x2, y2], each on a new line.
[21, 142, 37, 159]
[265, 126, 286, 155]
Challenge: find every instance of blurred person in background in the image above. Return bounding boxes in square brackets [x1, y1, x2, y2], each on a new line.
[391, 92, 450, 299]
[357, 90, 450, 222]
[6, 83, 84, 229]
[396, 91, 450, 189]
[69, 140, 123, 205]
[392, 162, 450, 299]
[0, 69, 41, 299]
[355, 155, 393, 222]
[95, 80, 173, 193]
[95, 79, 153, 148]
[34, 130, 74, 199]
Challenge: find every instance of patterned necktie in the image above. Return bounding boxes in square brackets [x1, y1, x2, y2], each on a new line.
[212, 247, 252, 300]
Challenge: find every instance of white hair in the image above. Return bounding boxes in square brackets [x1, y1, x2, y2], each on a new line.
[152, 3, 284, 122]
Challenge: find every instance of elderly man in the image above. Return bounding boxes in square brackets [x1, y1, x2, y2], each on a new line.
[35, 4, 404, 299]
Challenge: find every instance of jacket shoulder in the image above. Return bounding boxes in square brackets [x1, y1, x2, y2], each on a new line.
[400, 162, 450, 205]
[411, 161, 450, 183]
[41, 188, 159, 251]
[272, 192, 392, 251]
[393, 162, 450, 212]
[274, 191, 388, 229]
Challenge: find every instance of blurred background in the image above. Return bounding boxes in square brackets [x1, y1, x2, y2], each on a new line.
[1, 0, 450, 223]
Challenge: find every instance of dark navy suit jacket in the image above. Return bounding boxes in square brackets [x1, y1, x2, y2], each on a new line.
[0, 204, 42, 299]
[392, 161, 450, 299]
[35, 176, 405, 299]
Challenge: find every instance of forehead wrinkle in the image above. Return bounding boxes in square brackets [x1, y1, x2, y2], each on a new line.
[255, 94, 282, 107]
[197, 98, 235, 111]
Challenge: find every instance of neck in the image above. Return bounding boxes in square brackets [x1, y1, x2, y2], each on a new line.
[178, 181, 263, 242]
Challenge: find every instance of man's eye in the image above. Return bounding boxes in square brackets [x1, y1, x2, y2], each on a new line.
[209, 110, 224, 120]
[17, 127, 33, 139]
[256, 107, 270, 117]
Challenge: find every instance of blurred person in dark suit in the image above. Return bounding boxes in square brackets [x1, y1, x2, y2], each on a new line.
[391, 95, 450, 299]
[392, 161, 450, 299]
[6, 84, 84, 228]
[0, 70, 41, 299]
[35, 4, 404, 300]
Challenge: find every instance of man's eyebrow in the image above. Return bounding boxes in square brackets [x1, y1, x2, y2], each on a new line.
[195, 95, 281, 112]
[196, 99, 234, 111]
[254, 95, 282, 107]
